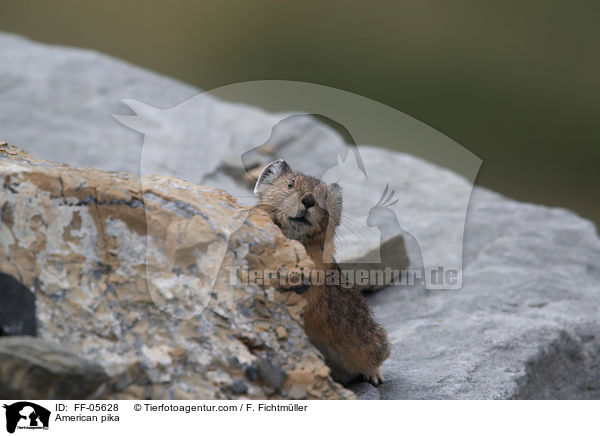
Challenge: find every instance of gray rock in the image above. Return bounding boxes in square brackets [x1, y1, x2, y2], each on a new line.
[0, 33, 346, 182]
[354, 182, 600, 399]
[1, 31, 600, 399]
[0, 33, 197, 173]
[0, 336, 109, 399]
[229, 379, 249, 395]
[348, 382, 381, 400]
[256, 359, 287, 392]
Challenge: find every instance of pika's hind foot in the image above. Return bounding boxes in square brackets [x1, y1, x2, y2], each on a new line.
[363, 370, 384, 386]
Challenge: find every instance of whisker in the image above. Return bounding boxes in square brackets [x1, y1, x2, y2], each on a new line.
[337, 222, 377, 249]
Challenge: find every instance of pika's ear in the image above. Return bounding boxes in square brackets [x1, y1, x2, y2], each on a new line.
[326, 182, 343, 225]
[254, 159, 292, 195]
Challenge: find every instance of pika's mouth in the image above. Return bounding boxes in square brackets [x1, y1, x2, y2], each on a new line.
[289, 215, 311, 226]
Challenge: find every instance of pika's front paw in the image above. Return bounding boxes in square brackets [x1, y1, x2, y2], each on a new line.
[362, 370, 384, 386]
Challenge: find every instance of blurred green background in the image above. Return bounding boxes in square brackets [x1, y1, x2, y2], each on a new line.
[1, 1, 598, 226]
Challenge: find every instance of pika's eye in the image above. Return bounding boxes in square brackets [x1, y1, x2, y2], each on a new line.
[288, 179, 295, 189]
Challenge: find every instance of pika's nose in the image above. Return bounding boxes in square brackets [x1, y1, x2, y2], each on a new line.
[301, 193, 316, 209]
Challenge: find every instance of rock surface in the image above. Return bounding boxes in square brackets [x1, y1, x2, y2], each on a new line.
[0, 145, 352, 400]
[0, 272, 36, 336]
[1, 32, 600, 399]
[353, 172, 600, 399]
[0, 32, 412, 286]
[0, 336, 109, 399]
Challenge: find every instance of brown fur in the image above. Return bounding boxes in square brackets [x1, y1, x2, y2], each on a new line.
[255, 160, 390, 385]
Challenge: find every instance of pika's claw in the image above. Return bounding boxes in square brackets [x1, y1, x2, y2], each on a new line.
[363, 370, 384, 386]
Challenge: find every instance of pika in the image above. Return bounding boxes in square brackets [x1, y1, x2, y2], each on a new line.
[254, 159, 390, 386]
